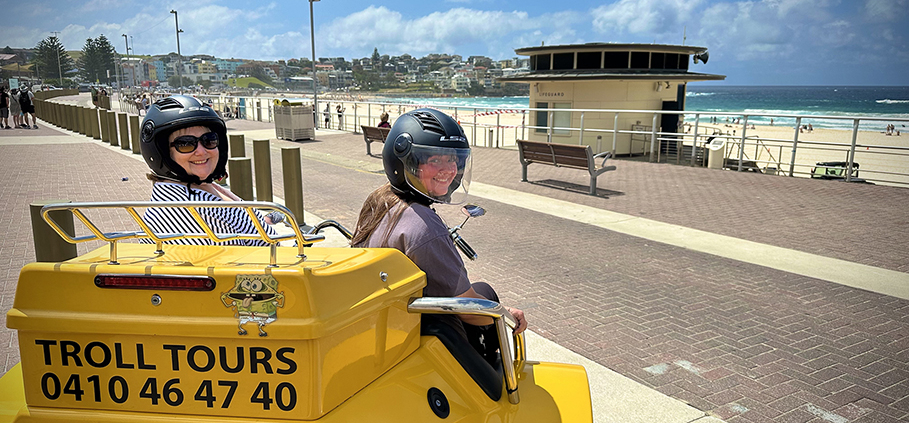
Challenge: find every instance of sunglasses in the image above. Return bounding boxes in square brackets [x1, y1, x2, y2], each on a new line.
[170, 132, 220, 154]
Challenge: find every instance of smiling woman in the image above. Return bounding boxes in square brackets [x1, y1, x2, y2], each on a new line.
[351, 108, 526, 368]
[138, 95, 277, 246]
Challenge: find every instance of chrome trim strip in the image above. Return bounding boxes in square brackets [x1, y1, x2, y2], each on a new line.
[407, 297, 526, 404]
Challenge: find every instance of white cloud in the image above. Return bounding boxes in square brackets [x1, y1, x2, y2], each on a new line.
[763, 0, 836, 19]
[864, 0, 909, 22]
[318, 6, 537, 57]
[591, 0, 704, 40]
[81, 0, 124, 12]
[697, 1, 792, 61]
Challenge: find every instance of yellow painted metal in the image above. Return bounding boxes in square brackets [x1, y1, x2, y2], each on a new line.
[0, 337, 592, 422]
[3, 242, 593, 422]
[7, 244, 425, 421]
[0, 365, 27, 422]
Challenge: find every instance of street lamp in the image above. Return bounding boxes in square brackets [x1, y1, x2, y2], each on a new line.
[170, 10, 183, 94]
[309, 0, 320, 128]
[52, 31, 63, 86]
[122, 34, 130, 87]
[103, 32, 122, 100]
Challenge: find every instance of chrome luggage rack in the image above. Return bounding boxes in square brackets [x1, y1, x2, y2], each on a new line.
[41, 201, 325, 267]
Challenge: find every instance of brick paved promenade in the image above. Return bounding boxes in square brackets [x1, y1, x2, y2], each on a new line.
[1, 96, 907, 422]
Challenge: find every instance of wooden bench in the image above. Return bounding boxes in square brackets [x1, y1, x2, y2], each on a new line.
[517, 139, 617, 195]
[361, 125, 391, 155]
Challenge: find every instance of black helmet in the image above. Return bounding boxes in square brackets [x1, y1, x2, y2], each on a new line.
[140, 95, 228, 184]
[383, 108, 472, 204]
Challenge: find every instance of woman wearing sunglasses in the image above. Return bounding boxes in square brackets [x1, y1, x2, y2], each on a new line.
[352, 109, 526, 367]
[139, 95, 277, 246]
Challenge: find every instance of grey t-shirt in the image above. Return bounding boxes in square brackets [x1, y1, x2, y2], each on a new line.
[355, 202, 470, 298]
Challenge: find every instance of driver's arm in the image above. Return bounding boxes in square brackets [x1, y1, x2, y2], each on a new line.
[456, 287, 527, 333]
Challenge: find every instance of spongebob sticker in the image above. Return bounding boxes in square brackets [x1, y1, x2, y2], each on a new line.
[221, 275, 285, 336]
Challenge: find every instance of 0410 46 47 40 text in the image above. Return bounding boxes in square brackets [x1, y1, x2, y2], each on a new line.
[27, 339, 301, 412]
[38, 374, 298, 411]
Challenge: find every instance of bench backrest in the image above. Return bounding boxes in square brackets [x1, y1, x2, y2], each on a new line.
[517, 140, 593, 170]
[362, 125, 391, 142]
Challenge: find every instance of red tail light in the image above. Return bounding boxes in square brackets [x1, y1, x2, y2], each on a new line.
[94, 274, 216, 291]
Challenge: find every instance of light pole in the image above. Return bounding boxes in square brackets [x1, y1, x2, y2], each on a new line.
[122, 34, 130, 87]
[51, 31, 63, 86]
[309, 0, 320, 128]
[170, 10, 183, 93]
[105, 32, 121, 101]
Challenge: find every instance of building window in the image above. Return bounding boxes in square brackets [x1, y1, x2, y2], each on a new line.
[535, 102, 548, 133]
[651, 53, 665, 69]
[665, 53, 680, 70]
[534, 54, 551, 71]
[603, 52, 629, 69]
[553, 102, 571, 135]
[577, 52, 602, 70]
[535, 102, 571, 135]
[630, 52, 649, 69]
[553, 53, 574, 70]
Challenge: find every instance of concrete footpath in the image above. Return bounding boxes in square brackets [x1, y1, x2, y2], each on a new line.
[1, 96, 908, 422]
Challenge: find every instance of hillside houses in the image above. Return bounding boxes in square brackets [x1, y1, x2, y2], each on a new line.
[5, 46, 529, 93]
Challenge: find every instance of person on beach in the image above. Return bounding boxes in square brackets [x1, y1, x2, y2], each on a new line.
[336, 104, 345, 130]
[0, 86, 9, 129]
[323, 103, 331, 128]
[8, 89, 22, 129]
[351, 108, 527, 366]
[139, 95, 278, 246]
[378, 112, 391, 128]
[18, 86, 36, 129]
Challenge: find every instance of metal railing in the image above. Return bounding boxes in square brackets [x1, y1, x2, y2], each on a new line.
[41, 201, 325, 267]
[142, 91, 909, 186]
[407, 297, 526, 404]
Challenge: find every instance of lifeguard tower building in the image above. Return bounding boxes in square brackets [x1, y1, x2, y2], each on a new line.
[499, 43, 725, 156]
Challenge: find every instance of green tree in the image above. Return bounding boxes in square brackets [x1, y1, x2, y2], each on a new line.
[199, 79, 212, 89]
[78, 35, 117, 84]
[466, 83, 486, 96]
[371, 48, 380, 66]
[32, 36, 76, 83]
[353, 69, 379, 91]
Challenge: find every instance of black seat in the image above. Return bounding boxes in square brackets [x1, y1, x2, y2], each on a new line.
[422, 320, 504, 401]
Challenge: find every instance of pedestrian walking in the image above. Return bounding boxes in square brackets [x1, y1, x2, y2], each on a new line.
[0, 86, 10, 129]
[19, 86, 37, 129]
[9, 89, 22, 128]
[323, 103, 331, 129]
[336, 104, 345, 130]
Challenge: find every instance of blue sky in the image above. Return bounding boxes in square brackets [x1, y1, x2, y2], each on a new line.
[3, 0, 907, 85]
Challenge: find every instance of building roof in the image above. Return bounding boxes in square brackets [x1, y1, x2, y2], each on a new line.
[514, 43, 709, 55]
[498, 69, 725, 82]
[500, 42, 724, 82]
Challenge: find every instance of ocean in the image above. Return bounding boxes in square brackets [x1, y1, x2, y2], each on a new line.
[381, 86, 909, 131]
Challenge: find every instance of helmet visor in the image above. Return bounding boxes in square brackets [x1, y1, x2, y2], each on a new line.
[403, 145, 472, 204]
